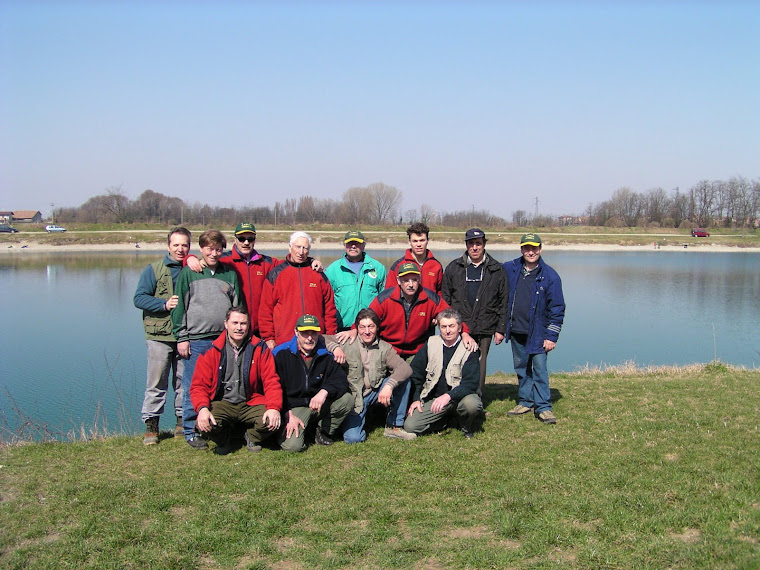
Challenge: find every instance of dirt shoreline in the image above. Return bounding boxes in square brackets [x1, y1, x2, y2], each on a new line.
[2, 240, 759, 254]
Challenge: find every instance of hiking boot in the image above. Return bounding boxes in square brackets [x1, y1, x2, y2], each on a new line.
[244, 432, 262, 453]
[383, 426, 417, 441]
[507, 405, 532, 416]
[143, 417, 159, 446]
[186, 434, 209, 450]
[174, 416, 183, 437]
[314, 430, 335, 446]
[537, 410, 557, 424]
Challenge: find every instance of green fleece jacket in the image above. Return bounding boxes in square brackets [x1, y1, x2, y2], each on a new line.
[171, 264, 241, 343]
[325, 253, 387, 330]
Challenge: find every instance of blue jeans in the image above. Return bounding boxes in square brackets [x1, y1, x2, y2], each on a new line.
[342, 378, 411, 444]
[181, 338, 214, 440]
[510, 334, 551, 413]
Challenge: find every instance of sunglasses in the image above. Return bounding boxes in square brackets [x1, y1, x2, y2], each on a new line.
[237, 235, 256, 243]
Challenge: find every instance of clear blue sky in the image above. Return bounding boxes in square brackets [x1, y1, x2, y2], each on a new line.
[2, 0, 758, 220]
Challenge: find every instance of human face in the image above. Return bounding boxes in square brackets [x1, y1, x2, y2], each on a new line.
[466, 238, 485, 263]
[397, 274, 420, 299]
[438, 317, 462, 345]
[201, 244, 224, 268]
[521, 244, 542, 268]
[357, 318, 378, 345]
[289, 237, 311, 264]
[296, 329, 319, 355]
[408, 233, 429, 258]
[344, 240, 365, 262]
[235, 233, 256, 256]
[224, 311, 249, 346]
[167, 233, 190, 263]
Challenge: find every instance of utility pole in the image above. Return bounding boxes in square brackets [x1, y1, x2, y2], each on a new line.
[50, 203, 55, 223]
[534, 197, 540, 218]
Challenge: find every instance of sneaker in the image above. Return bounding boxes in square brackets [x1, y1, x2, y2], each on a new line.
[174, 416, 183, 437]
[143, 417, 159, 446]
[507, 405, 532, 416]
[537, 410, 557, 424]
[383, 426, 417, 441]
[244, 433, 262, 453]
[314, 430, 335, 446]
[186, 434, 209, 450]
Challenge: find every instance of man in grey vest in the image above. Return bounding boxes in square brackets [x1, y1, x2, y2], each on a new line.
[403, 308, 483, 438]
[133, 226, 191, 445]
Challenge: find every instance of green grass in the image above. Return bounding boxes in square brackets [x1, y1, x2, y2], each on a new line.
[1, 366, 759, 568]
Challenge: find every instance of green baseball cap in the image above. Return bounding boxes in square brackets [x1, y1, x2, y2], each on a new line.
[296, 314, 321, 332]
[234, 222, 256, 235]
[344, 230, 365, 244]
[520, 233, 542, 246]
[397, 262, 420, 277]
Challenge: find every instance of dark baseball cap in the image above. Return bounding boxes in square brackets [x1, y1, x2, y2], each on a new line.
[465, 228, 485, 241]
[296, 314, 321, 332]
[234, 222, 256, 235]
[520, 233, 542, 246]
[397, 262, 420, 276]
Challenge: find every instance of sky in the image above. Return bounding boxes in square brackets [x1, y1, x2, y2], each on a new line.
[1, 0, 758, 220]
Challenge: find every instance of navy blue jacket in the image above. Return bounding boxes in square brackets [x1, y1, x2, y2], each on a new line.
[272, 335, 349, 412]
[502, 256, 565, 355]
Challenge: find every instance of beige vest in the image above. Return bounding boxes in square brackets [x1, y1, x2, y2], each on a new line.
[420, 336, 470, 399]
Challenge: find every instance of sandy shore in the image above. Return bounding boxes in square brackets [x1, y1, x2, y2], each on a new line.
[2, 240, 759, 254]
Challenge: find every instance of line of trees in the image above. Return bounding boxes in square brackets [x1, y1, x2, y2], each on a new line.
[54, 183, 511, 228]
[584, 176, 760, 229]
[54, 175, 759, 230]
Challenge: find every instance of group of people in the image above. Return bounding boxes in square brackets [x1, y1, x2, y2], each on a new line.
[133, 221, 565, 454]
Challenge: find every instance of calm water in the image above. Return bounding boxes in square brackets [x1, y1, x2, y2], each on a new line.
[1, 248, 758, 438]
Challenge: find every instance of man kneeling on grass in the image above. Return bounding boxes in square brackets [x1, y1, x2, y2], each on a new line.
[190, 306, 282, 454]
[272, 314, 353, 452]
[403, 308, 483, 439]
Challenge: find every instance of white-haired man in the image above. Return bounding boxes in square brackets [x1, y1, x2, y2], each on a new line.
[259, 231, 338, 348]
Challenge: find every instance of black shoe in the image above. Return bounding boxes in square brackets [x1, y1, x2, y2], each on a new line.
[314, 430, 335, 446]
[213, 443, 233, 455]
[186, 434, 208, 450]
[463, 431, 474, 439]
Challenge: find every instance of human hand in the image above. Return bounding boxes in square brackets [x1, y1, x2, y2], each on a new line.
[263, 409, 281, 431]
[178, 341, 191, 359]
[309, 389, 328, 412]
[332, 347, 346, 364]
[285, 411, 305, 438]
[196, 407, 216, 432]
[431, 393, 451, 414]
[378, 384, 393, 407]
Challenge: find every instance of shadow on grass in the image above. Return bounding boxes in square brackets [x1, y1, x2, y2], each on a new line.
[482, 382, 563, 409]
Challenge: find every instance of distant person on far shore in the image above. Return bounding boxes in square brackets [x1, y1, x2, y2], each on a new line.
[172, 229, 241, 449]
[133, 226, 191, 446]
[386, 222, 444, 295]
[502, 233, 565, 424]
[325, 230, 387, 331]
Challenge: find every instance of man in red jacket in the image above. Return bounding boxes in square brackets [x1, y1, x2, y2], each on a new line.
[185, 222, 322, 337]
[386, 222, 444, 294]
[259, 231, 338, 348]
[190, 306, 283, 454]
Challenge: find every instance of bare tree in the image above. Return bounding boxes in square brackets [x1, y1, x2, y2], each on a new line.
[367, 182, 402, 225]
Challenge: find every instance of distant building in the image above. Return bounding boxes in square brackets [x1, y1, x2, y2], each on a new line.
[558, 215, 587, 226]
[0, 211, 12, 224]
[11, 210, 43, 223]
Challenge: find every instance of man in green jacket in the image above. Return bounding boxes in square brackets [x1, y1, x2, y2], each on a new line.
[325, 230, 387, 331]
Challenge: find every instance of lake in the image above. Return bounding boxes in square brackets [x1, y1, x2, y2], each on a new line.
[1, 248, 758, 439]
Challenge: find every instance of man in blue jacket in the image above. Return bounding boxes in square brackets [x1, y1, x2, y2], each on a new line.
[503, 234, 565, 424]
[133, 226, 191, 445]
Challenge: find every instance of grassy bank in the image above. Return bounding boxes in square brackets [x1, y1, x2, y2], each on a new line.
[1, 223, 759, 249]
[1, 365, 759, 568]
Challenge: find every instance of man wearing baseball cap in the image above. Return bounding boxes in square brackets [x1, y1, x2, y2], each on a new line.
[272, 314, 352, 451]
[502, 234, 565, 424]
[325, 230, 387, 330]
[342, 261, 476, 439]
[185, 223, 323, 337]
[442, 228, 507, 396]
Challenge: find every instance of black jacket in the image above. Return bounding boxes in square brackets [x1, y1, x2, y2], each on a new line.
[441, 253, 508, 336]
[272, 335, 349, 411]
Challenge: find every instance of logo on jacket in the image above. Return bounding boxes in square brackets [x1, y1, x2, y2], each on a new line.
[418, 311, 426, 317]
[309, 283, 317, 288]
[256, 271, 264, 276]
